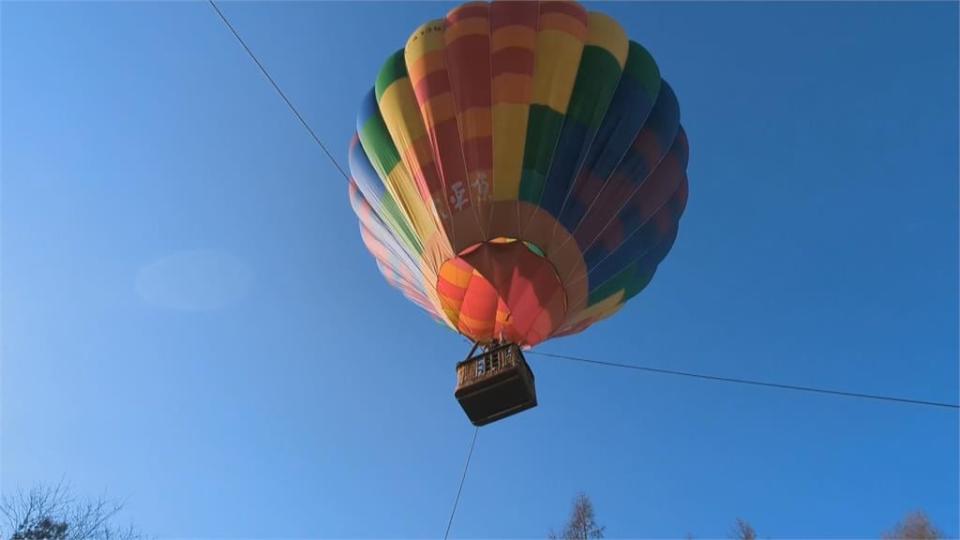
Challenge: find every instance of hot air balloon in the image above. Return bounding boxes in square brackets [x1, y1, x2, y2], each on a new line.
[348, 0, 689, 425]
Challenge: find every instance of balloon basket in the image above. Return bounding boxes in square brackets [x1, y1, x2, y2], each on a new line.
[454, 343, 537, 426]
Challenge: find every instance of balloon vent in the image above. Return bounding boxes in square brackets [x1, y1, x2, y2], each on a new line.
[454, 343, 537, 426]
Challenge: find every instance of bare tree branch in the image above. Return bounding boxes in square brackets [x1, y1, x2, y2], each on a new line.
[729, 518, 757, 540]
[0, 483, 142, 540]
[551, 493, 605, 540]
[882, 511, 943, 540]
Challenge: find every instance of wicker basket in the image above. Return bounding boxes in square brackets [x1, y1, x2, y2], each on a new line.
[454, 343, 537, 426]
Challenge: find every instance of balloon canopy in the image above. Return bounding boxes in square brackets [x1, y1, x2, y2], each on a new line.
[347, 0, 690, 348]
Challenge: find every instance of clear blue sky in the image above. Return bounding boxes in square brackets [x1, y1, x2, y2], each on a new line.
[2, 1, 957, 538]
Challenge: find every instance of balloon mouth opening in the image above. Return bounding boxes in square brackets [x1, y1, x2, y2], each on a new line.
[458, 237, 547, 259]
[437, 239, 566, 347]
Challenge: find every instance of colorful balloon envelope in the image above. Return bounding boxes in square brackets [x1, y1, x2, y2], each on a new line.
[348, 0, 690, 348]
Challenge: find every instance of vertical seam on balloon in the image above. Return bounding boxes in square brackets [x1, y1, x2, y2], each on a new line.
[355, 196, 452, 326]
[583, 194, 682, 290]
[514, 0, 542, 242]
[553, 110, 643, 251]
[375, 51, 458, 329]
[567, 166, 685, 293]
[539, 126, 684, 339]
[551, 87, 680, 272]
[456, 267, 491, 341]
[560, 122, 682, 283]
[401, 42, 460, 252]
[354, 125, 425, 259]
[548, 59, 665, 258]
[556, 215, 681, 334]
[505, 0, 545, 344]
[411, 20, 476, 252]
[509, 254, 566, 346]
[442, 11, 491, 246]
[351, 177, 423, 280]
[549, 201, 679, 336]
[483, 4, 498, 244]
[545, 13, 627, 250]
[518, 3, 587, 242]
[360, 227, 445, 324]
[374, 59, 445, 248]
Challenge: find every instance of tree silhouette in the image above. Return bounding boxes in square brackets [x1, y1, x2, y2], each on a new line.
[729, 518, 757, 540]
[882, 511, 943, 540]
[0, 483, 140, 540]
[549, 493, 605, 540]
